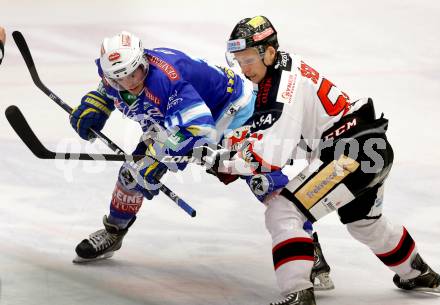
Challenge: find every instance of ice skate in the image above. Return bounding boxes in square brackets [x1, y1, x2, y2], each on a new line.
[393, 253, 440, 293]
[73, 215, 136, 263]
[311, 233, 335, 291]
[269, 288, 316, 305]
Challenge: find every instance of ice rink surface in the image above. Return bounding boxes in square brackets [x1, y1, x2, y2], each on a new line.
[0, 1, 439, 304]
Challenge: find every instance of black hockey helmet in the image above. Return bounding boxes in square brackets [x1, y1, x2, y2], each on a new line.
[226, 16, 278, 54]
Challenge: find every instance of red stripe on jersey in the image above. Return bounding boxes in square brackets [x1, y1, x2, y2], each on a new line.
[273, 237, 313, 253]
[274, 255, 315, 271]
[377, 227, 409, 258]
[376, 227, 416, 267]
[390, 242, 416, 267]
[272, 237, 314, 271]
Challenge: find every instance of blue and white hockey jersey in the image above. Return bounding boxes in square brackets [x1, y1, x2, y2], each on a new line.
[95, 48, 255, 158]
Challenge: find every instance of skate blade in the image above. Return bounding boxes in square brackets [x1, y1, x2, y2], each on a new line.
[314, 272, 335, 291]
[413, 286, 440, 293]
[72, 251, 115, 264]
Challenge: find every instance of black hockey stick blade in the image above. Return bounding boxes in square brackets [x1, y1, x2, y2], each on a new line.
[5, 105, 144, 162]
[6, 105, 55, 159]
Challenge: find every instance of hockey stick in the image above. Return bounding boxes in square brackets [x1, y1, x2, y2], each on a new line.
[5, 105, 147, 162]
[11, 31, 196, 217]
[5, 105, 203, 164]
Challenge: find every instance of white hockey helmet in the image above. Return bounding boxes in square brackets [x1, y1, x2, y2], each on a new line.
[100, 31, 148, 89]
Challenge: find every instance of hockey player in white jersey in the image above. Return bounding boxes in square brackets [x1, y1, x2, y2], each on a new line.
[215, 16, 440, 305]
[221, 17, 335, 292]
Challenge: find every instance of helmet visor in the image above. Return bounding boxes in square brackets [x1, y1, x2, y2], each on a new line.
[225, 47, 264, 68]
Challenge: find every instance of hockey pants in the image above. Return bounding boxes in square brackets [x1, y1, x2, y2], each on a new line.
[265, 191, 419, 296]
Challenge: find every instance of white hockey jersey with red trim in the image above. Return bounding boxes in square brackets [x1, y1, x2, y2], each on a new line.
[223, 52, 368, 175]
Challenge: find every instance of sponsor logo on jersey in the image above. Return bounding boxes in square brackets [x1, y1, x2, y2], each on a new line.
[256, 75, 273, 107]
[251, 112, 277, 129]
[108, 52, 120, 61]
[145, 87, 161, 105]
[219, 66, 236, 94]
[111, 182, 143, 214]
[277, 72, 297, 104]
[147, 54, 180, 81]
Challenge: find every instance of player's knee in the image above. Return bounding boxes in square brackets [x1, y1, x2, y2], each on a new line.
[346, 216, 388, 246]
[117, 164, 138, 191]
[265, 196, 307, 237]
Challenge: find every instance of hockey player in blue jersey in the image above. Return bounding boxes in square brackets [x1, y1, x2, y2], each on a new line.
[69, 31, 256, 262]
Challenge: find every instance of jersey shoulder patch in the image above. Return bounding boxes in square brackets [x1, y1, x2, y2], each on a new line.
[274, 51, 292, 71]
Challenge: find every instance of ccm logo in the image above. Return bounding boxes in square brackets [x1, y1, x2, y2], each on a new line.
[324, 118, 357, 140]
[161, 156, 197, 163]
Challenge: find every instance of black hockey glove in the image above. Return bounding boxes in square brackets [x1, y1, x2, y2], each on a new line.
[206, 167, 239, 185]
[193, 144, 239, 185]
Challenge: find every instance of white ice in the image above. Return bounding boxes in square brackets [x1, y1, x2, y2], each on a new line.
[0, 1, 439, 304]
